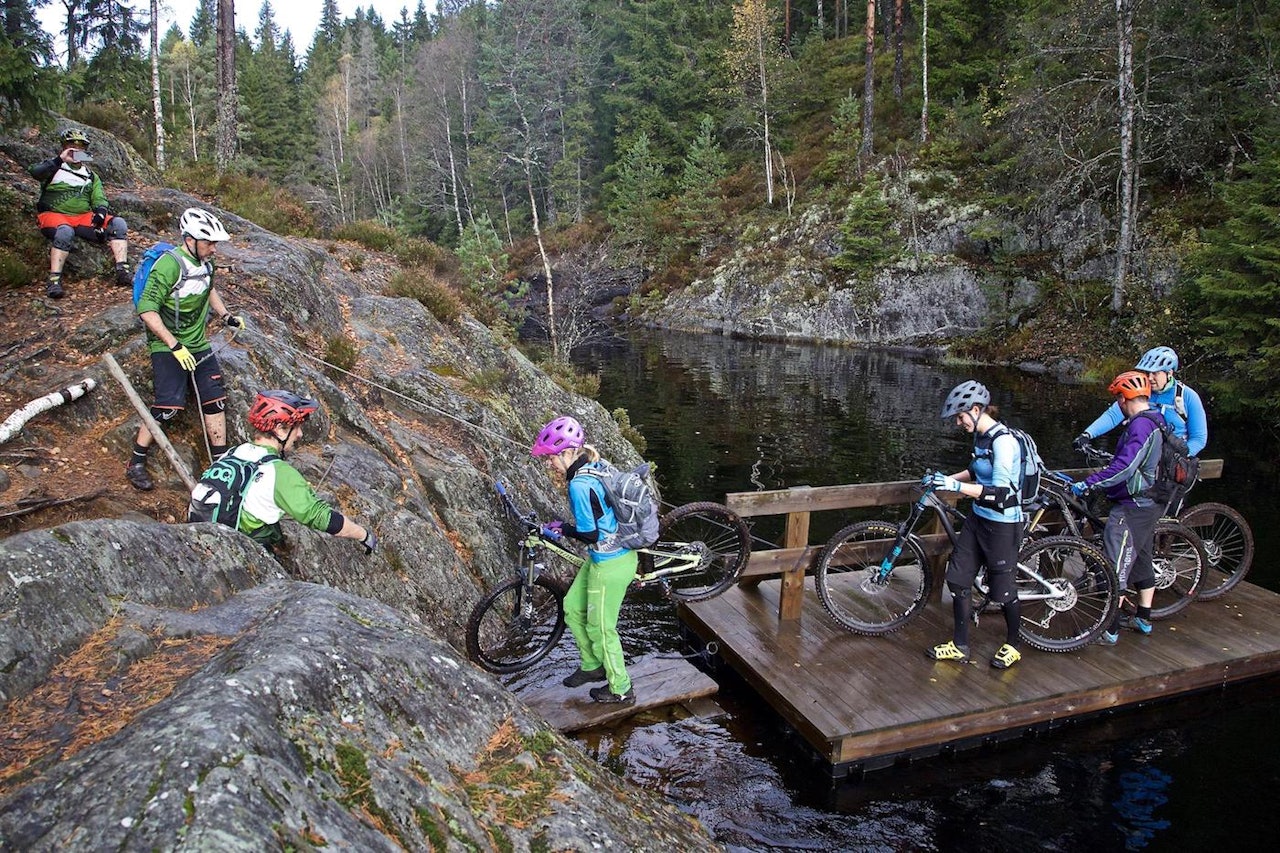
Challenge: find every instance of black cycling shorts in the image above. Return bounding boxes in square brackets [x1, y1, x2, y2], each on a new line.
[150, 348, 225, 410]
[946, 513, 1022, 604]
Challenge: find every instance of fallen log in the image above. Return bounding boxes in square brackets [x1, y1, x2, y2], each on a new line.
[101, 354, 197, 492]
[0, 489, 107, 521]
[0, 379, 98, 445]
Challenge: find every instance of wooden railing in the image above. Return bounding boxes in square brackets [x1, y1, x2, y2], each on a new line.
[723, 459, 1224, 623]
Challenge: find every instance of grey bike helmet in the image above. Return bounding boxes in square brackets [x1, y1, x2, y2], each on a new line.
[941, 380, 990, 419]
[1135, 346, 1178, 373]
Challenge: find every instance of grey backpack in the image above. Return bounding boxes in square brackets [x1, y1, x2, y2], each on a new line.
[580, 462, 660, 550]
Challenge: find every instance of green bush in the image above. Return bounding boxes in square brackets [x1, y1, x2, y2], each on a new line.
[323, 335, 360, 380]
[165, 164, 317, 237]
[536, 358, 600, 398]
[385, 269, 464, 325]
[331, 220, 397, 251]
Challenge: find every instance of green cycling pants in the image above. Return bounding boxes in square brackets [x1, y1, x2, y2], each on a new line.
[563, 550, 638, 694]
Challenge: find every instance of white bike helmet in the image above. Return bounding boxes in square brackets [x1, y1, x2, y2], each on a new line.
[940, 380, 991, 419]
[180, 208, 231, 242]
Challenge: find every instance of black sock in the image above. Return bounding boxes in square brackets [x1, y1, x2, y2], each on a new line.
[1003, 600, 1021, 647]
[952, 592, 972, 647]
[131, 443, 148, 466]
[210, 444, 228, 460]
[1136, 605, 1152, 621]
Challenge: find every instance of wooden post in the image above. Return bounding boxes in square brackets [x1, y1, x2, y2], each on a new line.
[778, 486, 813, 622]
[102, 353, 198, 492]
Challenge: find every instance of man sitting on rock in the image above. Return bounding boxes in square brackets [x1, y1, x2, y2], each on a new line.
[29, 128, 132, 299]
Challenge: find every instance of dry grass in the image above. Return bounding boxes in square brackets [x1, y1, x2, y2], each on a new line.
[459, 718, 568, 830]
[0, 616, 233, 795]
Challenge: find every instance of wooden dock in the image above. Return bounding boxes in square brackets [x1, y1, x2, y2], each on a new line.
[682, 577, 1280, 777]
[516, 653, 719, 733]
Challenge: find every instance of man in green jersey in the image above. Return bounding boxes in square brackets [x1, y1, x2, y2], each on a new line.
[201, 389, 377, 553]
[126, 208, 244, 491]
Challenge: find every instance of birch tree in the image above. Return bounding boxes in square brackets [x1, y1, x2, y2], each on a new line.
[1113, 0, 1136, 313]
[726, 0, 780, 206]
[150, 0, 165, 169]
[214, 0, 236, 171]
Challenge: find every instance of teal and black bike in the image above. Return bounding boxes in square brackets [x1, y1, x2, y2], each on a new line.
[465, 482, 751, 674]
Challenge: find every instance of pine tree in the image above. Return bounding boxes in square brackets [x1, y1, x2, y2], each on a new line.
[1190, 142, 1280, 424]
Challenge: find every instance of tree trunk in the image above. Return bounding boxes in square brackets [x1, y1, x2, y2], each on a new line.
[756, 19, 773, 206]
[893, 0, 904, 100]
[920, 0, 930, 143]
[214, 0, 237, 172]
[151, 0, 166, 171]
[525, 158, 558, 361]
[859, 0, 876, 161]
[1113, 0, 1136, 314]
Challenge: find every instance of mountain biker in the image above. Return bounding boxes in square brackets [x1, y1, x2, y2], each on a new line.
[1074, 346, 1207, 457]
[195, 389, 377, 553]
[29, 128, 132, 299]
[925, 380, 1025, 670]
[125, 208, 245, 491]
[1069, 371, 1165, 643]
[530, 415, 638, 705]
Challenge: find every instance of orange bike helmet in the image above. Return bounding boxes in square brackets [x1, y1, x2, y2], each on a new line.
[248, 390, 318, 432]
[1108, 371, 1150, 400]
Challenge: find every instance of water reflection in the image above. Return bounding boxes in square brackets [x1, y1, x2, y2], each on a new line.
[562, 329, 1280, 851]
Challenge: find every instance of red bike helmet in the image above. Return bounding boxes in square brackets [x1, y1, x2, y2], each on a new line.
[248, 390, 318, 432]
[1108, 371, 1150, 400]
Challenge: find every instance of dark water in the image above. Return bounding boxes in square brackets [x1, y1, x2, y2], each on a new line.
[549, 329, 1280, 852]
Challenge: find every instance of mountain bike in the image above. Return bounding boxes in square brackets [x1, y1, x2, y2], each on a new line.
[813, 478, 1118, 652]
[1048, 445, 1207, 618]
[1176, 502, 1254, 600]
[465, 481, 751, 674]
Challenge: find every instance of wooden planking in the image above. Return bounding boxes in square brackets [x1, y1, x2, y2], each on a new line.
[683, 577, 1280, 770]
[516, 653, 717, 733]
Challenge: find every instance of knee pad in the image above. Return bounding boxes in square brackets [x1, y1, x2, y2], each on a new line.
[150, 406, 179, 422]
[107, 217, 128, 239]
[947, 581, 971, 597]
[52, 225, 76, 251]
[200, 399, 225, 416]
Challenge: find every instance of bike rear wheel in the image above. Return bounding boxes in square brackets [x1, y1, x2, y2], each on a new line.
[1178, 502, 1254, 601]
[815, 521, 933, 635]
[640, 501, 752, 602]
[465, 575, 567, 674]
[1148, 522, 1205, 619]
[1007, 535, 1117, 652]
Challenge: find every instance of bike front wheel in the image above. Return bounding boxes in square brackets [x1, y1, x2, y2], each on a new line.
[1148, 522, 1206, 619]
[640, 501, 752, 602]
[465, 575, 568, 674]
[1010, 535, 1118, 652]
[1179, 502, 1254, 601]
[814, 521, 933, 635]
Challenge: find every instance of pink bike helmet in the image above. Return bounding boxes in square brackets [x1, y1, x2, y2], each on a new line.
[531, 415, 585, 456]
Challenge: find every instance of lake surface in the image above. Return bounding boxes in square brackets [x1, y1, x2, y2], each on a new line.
[549, 329, 1280, 851]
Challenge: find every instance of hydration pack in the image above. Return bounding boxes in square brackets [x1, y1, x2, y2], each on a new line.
[989, 424, 1045, 508]
[1136, 410, 1199, 509]
[187, 451, 279, 528]
[579, 461, 660, 550]
[132, 242, 178, 306]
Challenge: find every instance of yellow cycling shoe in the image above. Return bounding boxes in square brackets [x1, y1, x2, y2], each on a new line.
[926, 640, 970, 661]
[991, 643, 1022, 669]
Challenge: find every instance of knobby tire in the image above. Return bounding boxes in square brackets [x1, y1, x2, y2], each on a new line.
[640, 501, 752, 602]
[992, 535, 1118, 652]
[465, 575, 568, 674]
[1178, 502, 1254, 601]
[1148, 522, 1205, 619]
[815, 520, 933, 635]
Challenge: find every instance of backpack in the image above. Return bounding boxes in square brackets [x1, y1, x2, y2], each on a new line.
[988, 424, 1045, 509]
[132, 242, 178, 307]
[187, 451, 280, 528]
[1136, 410, 1200, 508]
[579, 461, 661, 550]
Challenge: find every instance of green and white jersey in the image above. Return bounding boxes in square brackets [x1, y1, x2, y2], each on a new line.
[136, 245, 216, 353]
[231, 442, 336, 543]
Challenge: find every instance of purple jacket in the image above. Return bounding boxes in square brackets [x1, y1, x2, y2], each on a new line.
[1084, 408, 1163, 507]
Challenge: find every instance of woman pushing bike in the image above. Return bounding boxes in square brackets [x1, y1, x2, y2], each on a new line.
[1069, 371, 1166, 643]
[926, 381, 1025, 670]
[530, 415, 638, 706]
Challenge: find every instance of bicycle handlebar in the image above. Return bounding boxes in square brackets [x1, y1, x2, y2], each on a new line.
[494, 481, 540, 532]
